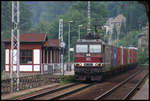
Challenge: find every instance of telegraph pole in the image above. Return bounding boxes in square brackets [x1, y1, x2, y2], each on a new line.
[78, 25, 83, 40]
[11, 1, 20, 92]
[59, 19, 64, 75]
[68, 21, 73, 63]
[87, 1, 91, 34]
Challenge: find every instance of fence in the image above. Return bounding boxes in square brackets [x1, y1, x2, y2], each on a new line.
[1, 74, 63, 94]
[41, 63, 74, 75]
[1, 63, 75, 94]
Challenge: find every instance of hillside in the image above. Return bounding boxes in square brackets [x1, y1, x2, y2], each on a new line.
[1, 1, 148, 71]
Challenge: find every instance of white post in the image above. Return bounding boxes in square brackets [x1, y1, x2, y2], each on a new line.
[16, 1, 20, 91]
[68, 21, 73, 63]
[59, 19, 64, 75]
[10, 30, 14, 93]
[78, 25, 83, 40]
[11, 1, 20, 92]
[10, 2, 14, 93]
[68, 22, 70, 63]
[43, 49, 45, 63]
[50, 50, 52, 63]
[47, 49, 48, 64]
[61, 54, 64, 75]
[87, 1, 91, 34]
[78, 25, 80, 40]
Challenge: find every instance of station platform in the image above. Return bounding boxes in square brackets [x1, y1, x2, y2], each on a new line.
[131, 77, 149, 100]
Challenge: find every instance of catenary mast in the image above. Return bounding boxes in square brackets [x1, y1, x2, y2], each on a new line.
[10, 1, 20, 92]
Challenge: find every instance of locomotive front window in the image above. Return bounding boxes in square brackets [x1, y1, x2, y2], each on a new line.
[76, 44, 88, 53]
[89, 44, 101, 53]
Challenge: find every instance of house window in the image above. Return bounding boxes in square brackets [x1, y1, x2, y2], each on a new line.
[20, 50, 32, 64]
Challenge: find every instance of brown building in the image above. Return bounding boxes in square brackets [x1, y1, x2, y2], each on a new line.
[3, 33, 61, 76]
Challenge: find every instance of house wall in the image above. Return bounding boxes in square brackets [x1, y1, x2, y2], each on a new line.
[5, 43, 42, 73]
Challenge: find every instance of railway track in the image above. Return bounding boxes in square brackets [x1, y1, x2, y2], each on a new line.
[95, 70, 149, 100]
[15, 83, 78, 100]
[14, 67, 148, 100]
[56, 67, 148, 100]
[15, 82, 95, 100]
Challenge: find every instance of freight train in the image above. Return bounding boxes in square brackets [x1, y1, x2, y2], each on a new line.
[74, 34, 138, 81]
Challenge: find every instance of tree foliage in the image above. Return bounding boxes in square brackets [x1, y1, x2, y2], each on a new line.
[25, 1, 74, 25]
[105, 1, 148, 31]
[137, 49, 148, 64]
[1, 1, 33, 39]
[1, 1, 148, 65]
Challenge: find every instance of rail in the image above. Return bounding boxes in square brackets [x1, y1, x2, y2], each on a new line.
[15, 83, 79, 100]
[15, 83, 95, 100]
[123, 72, 149, 100]
[94, 70, 141, 100]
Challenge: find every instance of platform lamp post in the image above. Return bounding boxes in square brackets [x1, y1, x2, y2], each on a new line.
[68, 21, 73, 63]
[78, 24, 83, 40]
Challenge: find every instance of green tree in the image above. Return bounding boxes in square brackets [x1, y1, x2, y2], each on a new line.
[1, 1, 33, 39]
[137, 49, 148, 64]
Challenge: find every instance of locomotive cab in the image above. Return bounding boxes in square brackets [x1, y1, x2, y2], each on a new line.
[74, 41, 104, 67]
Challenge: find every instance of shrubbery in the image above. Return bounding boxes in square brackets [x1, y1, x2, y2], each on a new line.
[60, 75, 76, 84]
[137, 49, 148, 65]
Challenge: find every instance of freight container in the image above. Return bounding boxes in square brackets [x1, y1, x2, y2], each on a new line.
[130, 49, 133, 64]
[123, 48, 127, 65]
[133, 50, 136, 63]
[113, 47, 117, 67]
[135, 50, 137, 63]
[117, 47, 121, 67]
[120, 47, 123, 65]
[111, 46, 113, 68]
[104, 45, 111, 71]
[133, 49, 137, 63]
[127, 49, 130, 64]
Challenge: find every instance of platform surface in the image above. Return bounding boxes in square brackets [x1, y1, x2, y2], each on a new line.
[131, 77, 149, 100]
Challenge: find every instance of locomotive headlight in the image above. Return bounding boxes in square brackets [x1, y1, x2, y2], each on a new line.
[79, 63, 82, 66]
[75, 63, 83, 67]
[95, 63, 100, 66]
[75, 63, 80, 66]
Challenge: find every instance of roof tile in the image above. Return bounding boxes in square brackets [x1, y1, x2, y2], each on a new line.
[3, 33, 47, 42]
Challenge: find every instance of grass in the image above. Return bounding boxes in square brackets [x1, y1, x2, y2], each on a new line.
[60, 75, 76, 84]
[1, 71, 5, 80]
[139, 61, 149, 67]
[140, 63, 149, 67]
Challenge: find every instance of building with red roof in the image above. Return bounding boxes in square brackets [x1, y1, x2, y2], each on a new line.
[3, 33, 61, 75]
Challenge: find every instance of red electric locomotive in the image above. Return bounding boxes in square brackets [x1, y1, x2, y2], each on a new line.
[74, 34, 106, 81]
[74, 34, 138, 81]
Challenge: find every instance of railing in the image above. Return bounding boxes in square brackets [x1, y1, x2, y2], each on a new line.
[1, 63, 75, 94]
[41, 63, 75, 75]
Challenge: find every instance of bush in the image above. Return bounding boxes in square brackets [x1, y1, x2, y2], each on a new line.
[60, 75, 76, 84]
[137, 49, 148, 64]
